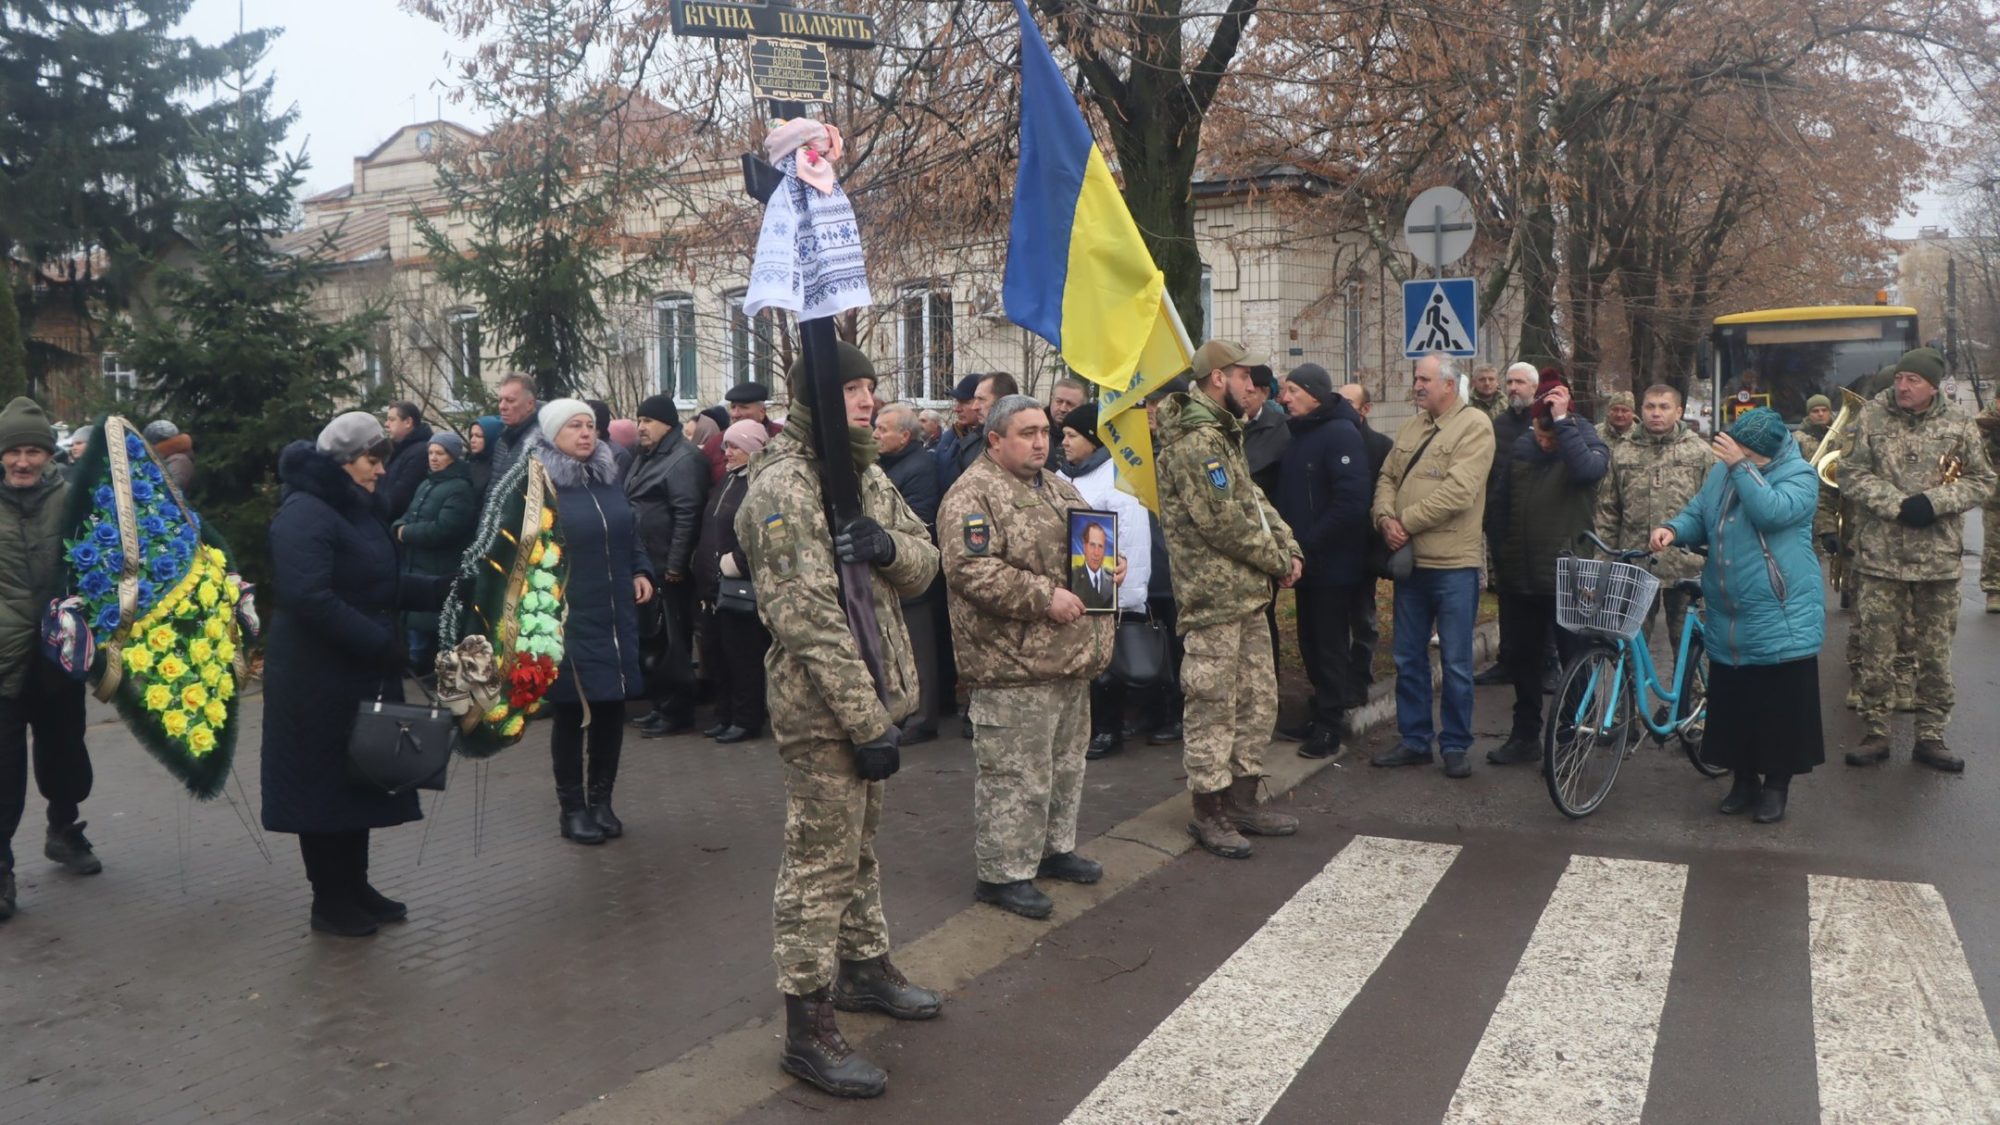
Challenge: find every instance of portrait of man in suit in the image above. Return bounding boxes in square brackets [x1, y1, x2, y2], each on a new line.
[1069, 514, 1116, 612]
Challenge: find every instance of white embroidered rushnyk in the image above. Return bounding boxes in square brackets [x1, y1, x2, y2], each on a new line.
[743, 134, 872, 321]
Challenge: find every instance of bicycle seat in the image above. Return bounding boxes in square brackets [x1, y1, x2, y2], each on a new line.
[1673, 578, 1704, 600]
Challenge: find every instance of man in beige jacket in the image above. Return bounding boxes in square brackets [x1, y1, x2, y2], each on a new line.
[1370, 353, 1497, 778]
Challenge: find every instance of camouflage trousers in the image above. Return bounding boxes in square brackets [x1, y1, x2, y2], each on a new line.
[772, 738, 889, 995]
[1181, 611, 1277, 794]
[1982, 496, 2000, 593]
[1640, 588, 1692, 649]
[1854, 576, 1958, 741]
[969, 679, 1090, 884]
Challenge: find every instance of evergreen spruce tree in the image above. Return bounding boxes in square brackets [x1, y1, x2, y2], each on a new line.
[115, 54, 379, 589]
[0, 286, 27, 402]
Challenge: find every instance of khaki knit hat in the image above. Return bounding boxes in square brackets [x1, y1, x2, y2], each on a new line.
[0, 397, 56, 454]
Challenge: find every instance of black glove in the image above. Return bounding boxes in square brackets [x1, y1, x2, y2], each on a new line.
[852, 725, 902, 781]
[1897, 493, 1937, 528]
[1820, 533, 1841, 556]
[834, 516, 898, 567]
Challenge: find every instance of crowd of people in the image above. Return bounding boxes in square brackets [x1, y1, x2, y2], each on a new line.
[0, 338, 1991, 1097]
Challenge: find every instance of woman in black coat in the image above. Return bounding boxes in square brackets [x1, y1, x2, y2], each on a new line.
[392, 432, 478, 673]
[530, 400, 654, 845]
[692, 421, 772, 743]
[261, 412, 448, 938]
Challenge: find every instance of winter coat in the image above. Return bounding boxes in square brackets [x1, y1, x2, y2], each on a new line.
[379, 420, 435, 521]
[1664, 438, 1824, 667]
[1371, 400, 1496, 571]
[1593, 422, 1709, 582]
[1153, 391, 1301, 633]
[693, 468, 751, 603]
[1489, 417, 1610, 597]
[154, 432, 195, 493]
[1357, 419, 1392, 484]
[880, 442, 942, 534]
[1837, 389, 1997, 582]
[937, 423, 985, 494]
[1242, 401, 1291, 500]
[1061, 447, 1152, 610]
[490, 416, 536, 484]
[701, 419, 782, 485]
[1486, 404, 1531, 522]
[1274, 397, 1373, 587]
[392, 460, 478, 638]
[0, 467, 68, 698]
[624, 429, 708, 580]
[529, 431, 652, 704]
[260, 443, 447, 835]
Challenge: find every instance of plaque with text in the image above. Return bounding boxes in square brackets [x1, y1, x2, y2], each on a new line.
[749, 36, 832, 102]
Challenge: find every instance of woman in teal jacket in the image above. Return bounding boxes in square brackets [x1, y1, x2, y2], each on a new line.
[1654, 408, 1824, 823]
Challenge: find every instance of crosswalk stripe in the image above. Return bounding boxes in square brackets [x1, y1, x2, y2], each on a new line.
[1443, 854, 1686, 1124]
[1809, 875, 2000, 1123]
[1061, 834, 1459, 1125]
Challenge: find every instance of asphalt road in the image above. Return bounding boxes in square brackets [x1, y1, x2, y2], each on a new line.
[733, 559, 2000, 1125]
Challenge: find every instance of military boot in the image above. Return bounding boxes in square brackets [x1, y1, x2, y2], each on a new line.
[1987, 592, 2000, 614]
[974, 879, 1054, 919]
[1914, 739, 1966, 773]
[1188, 790, 1253, 858]
[44, 821, 103, 876]
[1844, 734, 1891, 767]
[557, 786, 606, 845]
[781, 991, 887, 1098]
[1036, 851, 1103, 884]
[831, 956, 942, 1020]
[1223, 776, 1298, 836]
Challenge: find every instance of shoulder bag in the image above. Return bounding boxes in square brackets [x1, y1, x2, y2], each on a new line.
[1108, 613, 1170, 688]
[347, 691, 455, 794]
[1367, 429, 1441, 581]
[715, 576, 757, 615]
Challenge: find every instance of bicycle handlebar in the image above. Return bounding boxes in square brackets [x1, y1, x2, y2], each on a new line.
[1576, 529, 1709, 564]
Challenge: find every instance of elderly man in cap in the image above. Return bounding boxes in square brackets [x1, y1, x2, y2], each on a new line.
[0, 397, 98, 920]
[1840, 347, 1994, 772]
[627, 394, 710, 737]
[1240, 364, 1290, 500]
[704, 382, 783, 484]
[1597, 390, 1637, 445]
[1154, 340, 1304, 859]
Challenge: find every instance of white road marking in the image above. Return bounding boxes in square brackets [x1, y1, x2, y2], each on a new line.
[1061, 835, 1459, 1125]
[1443, 854, 1686, 1124]
[1809, 875, 2000, 1123]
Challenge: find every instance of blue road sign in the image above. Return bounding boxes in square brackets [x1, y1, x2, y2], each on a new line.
[1403, 277, 1478, 359]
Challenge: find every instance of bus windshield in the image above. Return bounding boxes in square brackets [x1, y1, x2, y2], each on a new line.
[1711, 313, 1918, 424]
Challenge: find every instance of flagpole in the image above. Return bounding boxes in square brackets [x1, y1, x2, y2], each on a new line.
[1158, 289, 1195, 358]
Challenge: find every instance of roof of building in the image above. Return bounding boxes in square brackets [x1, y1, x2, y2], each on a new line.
[272, 209, 392, 266]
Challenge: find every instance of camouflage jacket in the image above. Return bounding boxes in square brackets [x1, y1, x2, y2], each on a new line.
[736, 428, 940, 748]
[1794, 424, 1840, 537]
[1839, 389, 1997, 581]
[1977, 405, 2000, 503]
[1153, 391, 1301, 633]
[1469, 390, 1506, 419]
[1596, 421, 1637, 447]
[1594, 422, 1709, 581]
[938, 453, 1114, 688]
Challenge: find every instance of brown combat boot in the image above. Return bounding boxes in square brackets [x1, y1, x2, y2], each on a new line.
[1188, 789, 1253, 859]
[1987, 592, 2000, 615]
[1844, 734, 1891, 767]
[1914, 739, 1966, 773]
[781, 990, 887, 1098]
[831, 956, 942, 1020]
[1223, 776, 1298, 837]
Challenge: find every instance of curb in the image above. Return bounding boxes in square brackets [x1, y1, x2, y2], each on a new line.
[555, 619, 1500, 1123]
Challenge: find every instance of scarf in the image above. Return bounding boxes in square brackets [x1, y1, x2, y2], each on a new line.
[744, 130, 872, 321]
[785, 385, 878, 475]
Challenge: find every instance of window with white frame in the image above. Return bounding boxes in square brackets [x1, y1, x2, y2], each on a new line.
[102, 352, 137, 399]
[725, 290, 775, 388]
[1199, 264, 1214, 338]
[446, 309, 481, 406]
[897, 283, 954, 400]
[655, 293, 698, 402]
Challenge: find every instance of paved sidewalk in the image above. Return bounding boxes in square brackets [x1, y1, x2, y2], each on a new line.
[0, 697, 1192, 1125]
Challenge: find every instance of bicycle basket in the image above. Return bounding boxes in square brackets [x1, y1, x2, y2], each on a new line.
[1555, 557, 1661, 640]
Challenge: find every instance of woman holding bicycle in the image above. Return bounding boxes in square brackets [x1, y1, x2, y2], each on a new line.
[1651, 408, 1824, 823]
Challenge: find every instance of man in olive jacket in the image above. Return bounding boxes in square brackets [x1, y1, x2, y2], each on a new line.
[1594, 384, 1708, 644]
[1155, 340, 1304, 860]
[626, 395, 708, 736]
[940, 396, 1116, 920]
[0, 396, 100, 921]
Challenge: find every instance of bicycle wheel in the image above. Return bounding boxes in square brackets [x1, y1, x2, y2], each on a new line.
[1543, 645, 1632, 818]
[1674, 635, 1724, 777]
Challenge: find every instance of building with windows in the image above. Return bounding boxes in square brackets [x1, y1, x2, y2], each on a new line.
[283, 122, 1523, 433]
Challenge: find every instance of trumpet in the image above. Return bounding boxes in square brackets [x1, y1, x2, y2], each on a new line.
[1941, 451, 1966, 485]
[1812, 387, 1870, 490]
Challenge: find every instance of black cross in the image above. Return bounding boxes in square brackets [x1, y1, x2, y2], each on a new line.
[670, 0, 875, 50]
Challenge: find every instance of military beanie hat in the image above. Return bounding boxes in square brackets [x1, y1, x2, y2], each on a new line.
[0, 396, 56, 453]
[1805, 394, 1832, 412]
[785, 340, 877, 398]
[637, 394, 680, 427]
[1896, 347, 1946, 387]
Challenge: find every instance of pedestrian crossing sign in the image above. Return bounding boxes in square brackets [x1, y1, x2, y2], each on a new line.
[1403, 277, 1478, 359]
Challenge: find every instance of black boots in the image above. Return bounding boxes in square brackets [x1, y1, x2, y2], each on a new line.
[558, 786, 606, 845]
[302, 832, 400, 936]
[830, 956, 943, 1020]
[1086, 732, 1121, 760]
[1036, 851, 1103, 884]
[975, 879, 1054, 919]
[0, 866, 14, 920]
[1753, 785, 1788, 824]
[1486, 735, 1541, 766]
[782, 990, 888, 1098]
[1718, 772, 1760, 815]
[714, 724, 760, 744]
[44, 822, 103, 875]
[587, 748, 623, 838]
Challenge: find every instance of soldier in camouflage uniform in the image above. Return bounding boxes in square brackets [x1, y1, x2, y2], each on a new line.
[939, 395, 1116, 919]
[1820, 380, 1916, 709]
[1794, 394, 1836, 557]
[1975, 400, 2000, 613]
[736, 342, 944, 1099]
[1597, 390, 1637, 446]
[1837, 348, 1996, 772]
[1595, 384, 1708, 644]
[1469, 364, 1506, 419]
[1155, 340, 1305, 859]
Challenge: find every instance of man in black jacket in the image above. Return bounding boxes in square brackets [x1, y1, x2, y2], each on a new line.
[379, 401, 433, 520]
[627, 395, 709, 737]
[1275, 365, 1372, 760]
[1339, 382, 1394, 710]
[1241, 365, 1290, 501]
[1477, 361, 1542, 686]
[491, 374, 539, 483]
[876, 402, 946, 742]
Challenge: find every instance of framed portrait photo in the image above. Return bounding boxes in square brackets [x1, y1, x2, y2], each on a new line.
[1067, 508, 1119, 615]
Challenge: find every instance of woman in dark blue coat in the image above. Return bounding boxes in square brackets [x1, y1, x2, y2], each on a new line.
[261, 413, 449, 938]
[529, 400, 654, 845]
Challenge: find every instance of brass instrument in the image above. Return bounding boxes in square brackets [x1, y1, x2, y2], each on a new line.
[1811, 387, 1870, 490]
[1941, 450, 1966, 485]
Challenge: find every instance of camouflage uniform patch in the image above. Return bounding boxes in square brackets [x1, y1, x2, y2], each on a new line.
[968, 680, 1090, 883]
[771, 739, 889, 994]
[1180, 612, 1277, 793]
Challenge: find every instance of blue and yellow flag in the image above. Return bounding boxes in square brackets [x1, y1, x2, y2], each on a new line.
[1003, 0, 1191, 512]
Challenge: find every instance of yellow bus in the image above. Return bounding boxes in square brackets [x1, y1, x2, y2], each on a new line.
[1709, 305, 1920, 426]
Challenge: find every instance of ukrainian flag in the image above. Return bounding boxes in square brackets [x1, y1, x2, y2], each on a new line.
[1003, 0, 1191, 511]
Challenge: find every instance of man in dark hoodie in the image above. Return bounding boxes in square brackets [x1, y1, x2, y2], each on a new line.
[1484, 371, 1610, 766]
[1272, 364, 1372, 761]
[627, 395, 709, 736]
[1477, 361, 1548, 687]
[378, 401, 434, 520]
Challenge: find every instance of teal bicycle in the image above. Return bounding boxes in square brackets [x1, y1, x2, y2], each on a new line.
[1544, 530, 1723, 818]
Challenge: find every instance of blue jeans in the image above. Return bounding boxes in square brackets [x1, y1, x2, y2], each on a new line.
[1392, 567, 1479, 757]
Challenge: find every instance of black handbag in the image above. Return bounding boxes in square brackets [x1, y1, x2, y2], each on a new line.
[716, 576, 757, 614]
[1371, 427, 1438, 581]
[346, 693, 455, 794]
[1108, 614, 1171, 688]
